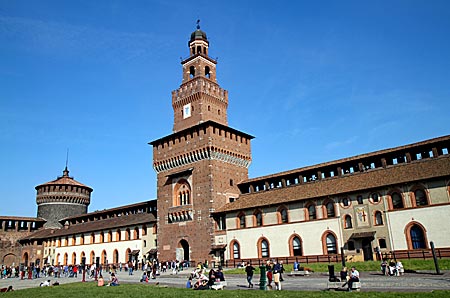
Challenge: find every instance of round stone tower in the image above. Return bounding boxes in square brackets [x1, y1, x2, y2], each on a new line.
[35, 167, 92, 228]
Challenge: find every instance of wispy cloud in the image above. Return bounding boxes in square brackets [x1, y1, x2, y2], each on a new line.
[0, 16, 173, 63]
[325, 135, 358, 151]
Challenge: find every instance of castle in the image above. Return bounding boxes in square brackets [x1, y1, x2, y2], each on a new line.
[1, 25, 449, 268]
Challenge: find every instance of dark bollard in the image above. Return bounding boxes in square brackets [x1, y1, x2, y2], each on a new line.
[259, 265, 267, 290]
[430, 241, 442, 275]
[340, 247, 346, 268]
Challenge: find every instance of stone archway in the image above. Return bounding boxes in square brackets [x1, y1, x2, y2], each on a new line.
[2, 253, 17, 267]
[176, 239, 190, 262]
[22, 252, 29, 266]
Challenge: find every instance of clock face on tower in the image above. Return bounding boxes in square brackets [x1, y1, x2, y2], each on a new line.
[183, 103, 191, 119]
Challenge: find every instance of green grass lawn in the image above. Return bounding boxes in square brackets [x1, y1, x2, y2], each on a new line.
[3, 283, 450, 298]
[225, 259, 450, 274]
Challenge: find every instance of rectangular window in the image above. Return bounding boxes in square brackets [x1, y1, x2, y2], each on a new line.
[348, 241, 355, 251]
[379, 238, 387, 249]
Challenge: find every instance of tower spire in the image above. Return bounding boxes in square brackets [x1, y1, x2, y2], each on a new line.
[63, 148, 69, 177]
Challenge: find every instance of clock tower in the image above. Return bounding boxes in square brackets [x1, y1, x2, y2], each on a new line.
[150, 23, 253, 265]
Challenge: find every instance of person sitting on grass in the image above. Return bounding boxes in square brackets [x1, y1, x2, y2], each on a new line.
[97, 275, 104, 287]
[108, 273, 119, 286]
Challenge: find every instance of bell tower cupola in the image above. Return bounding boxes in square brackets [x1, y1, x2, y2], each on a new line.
[172, 20, 228, 132]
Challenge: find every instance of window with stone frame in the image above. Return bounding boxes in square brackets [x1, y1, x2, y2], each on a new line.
[174, 179, 192, 207]
[307, 203, 316, 220]
[232, 241, 240, 259]
[344, 215, 353, 229]
[374, 211, 383, 225]
[238, 212, 246, 229]
[370, 192, 381, 204]
[260, 239, 270, 258]
[254, 210, 263, 227]
[326, 233, 338, 254]
[391, 192, 404, 209]
[414, 189, 429, 206]
[291, 236, 303, 256]
[278, 207, 289, 224]
[325, 201, 336, 217]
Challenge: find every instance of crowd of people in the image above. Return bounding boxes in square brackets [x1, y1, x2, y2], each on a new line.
[381, 260, 404, 276]
[185, 263, 226, 290]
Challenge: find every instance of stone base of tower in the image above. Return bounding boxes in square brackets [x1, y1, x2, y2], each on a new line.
[157, 220, 214, 266]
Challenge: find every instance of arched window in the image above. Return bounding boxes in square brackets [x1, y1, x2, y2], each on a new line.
[325, 201, 336, 218]
[414, 189, 428, 206]
[279, 207, 289, 224]
[134, 227, 139, 240]
[189, 66, 195, 78]
[342, 197, 351, 207]
[80, 234, 85, 245]
[291, 236, 303, 256]
[254, 210, 263, 227]
[90, 251, 95, 265]
[107, 231, 112, 242]
[80, 251, 85, 264]
[90, 233, 95, 244]
[374, 211, 383, 225]
[238, 213, 246, 229]
[344, 215, 353, 229]
[72, 235, 76, 246]
[410, 224, 427, 249]
[125, 228, 130, 240]
[101, 250, 107, 265]
[64, 253, 68, 265]
[370, 192, 381, 204]
[325, 233, 337, 254]
[99, 232, 104, 243]
[142, 225, 147, 236]
[125, 248, 131, 262]
[259, 239, 270, 258]
[231, 241, 240, 259]
[174, 180, 191, 207]
[116, 229, 121, 241]
[113, 249, 119, 264]
[391, 192, 404, 209]
[307, 204, 316, 220]
[72, 252, 76, 265]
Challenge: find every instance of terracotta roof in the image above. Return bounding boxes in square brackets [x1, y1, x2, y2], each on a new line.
[216, 155, 450, 213]
[19, 212, 156, 242]
[241, 134, 450, 184]
[35, 168, 92, 191]
[59, 200, 157, 222]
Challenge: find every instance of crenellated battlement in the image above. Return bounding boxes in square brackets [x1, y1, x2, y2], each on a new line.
[172, 77, 228, 107]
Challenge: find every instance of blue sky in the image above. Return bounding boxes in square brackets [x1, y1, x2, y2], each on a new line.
[1, 0, 449, 217]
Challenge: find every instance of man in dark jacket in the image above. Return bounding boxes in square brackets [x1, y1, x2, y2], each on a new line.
[245, 263, 255, 288]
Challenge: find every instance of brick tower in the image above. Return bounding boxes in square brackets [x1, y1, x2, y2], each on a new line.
[150, 23, 253, 264]
[36, 167, 92, 228]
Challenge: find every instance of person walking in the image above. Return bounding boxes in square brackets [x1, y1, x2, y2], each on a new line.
[245, 262, 255, 288]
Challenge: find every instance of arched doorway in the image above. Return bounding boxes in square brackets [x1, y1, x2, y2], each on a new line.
[23, 252, 29, 266]
[177, 239, 189, 262]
